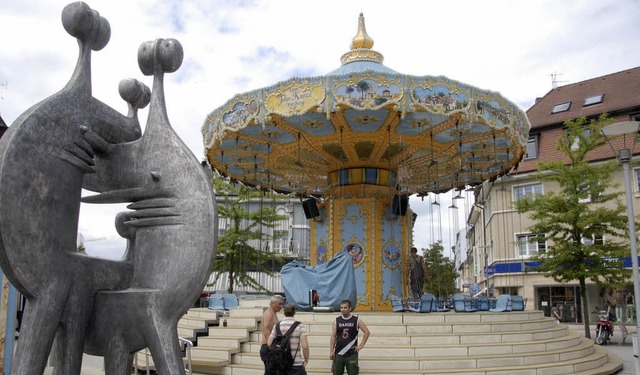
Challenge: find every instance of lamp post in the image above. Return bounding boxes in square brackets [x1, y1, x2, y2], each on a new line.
[601, 121, 640, 374]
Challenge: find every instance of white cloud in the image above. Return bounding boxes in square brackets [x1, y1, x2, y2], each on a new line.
[2, 0, 639, 258]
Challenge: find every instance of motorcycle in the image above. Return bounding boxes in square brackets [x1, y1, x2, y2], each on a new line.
[593, 306, 614, 345]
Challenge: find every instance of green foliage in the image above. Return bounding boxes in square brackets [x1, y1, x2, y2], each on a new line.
[423, 241, 458, 297]
[514, 115, 631, 337]
[209, 175, 289, 293]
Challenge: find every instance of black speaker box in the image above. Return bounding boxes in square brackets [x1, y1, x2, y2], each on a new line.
[392, 194, 408, 216]
[303, 198, 320, 219]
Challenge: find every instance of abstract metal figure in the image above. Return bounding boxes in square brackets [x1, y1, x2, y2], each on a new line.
[78, 37, 217, 375]
[0, 2, 144, 373]
[0, 2, 216, 374]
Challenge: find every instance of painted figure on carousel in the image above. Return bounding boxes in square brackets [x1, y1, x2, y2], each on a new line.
[406, 247, 427, 299]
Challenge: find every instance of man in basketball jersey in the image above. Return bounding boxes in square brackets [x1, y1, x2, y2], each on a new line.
[329, 300, 370, 375]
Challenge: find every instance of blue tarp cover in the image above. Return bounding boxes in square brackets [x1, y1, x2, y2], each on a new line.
[281, 251, 357, 311]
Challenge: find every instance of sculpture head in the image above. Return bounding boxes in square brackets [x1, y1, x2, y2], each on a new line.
[62, 1, 110, 51]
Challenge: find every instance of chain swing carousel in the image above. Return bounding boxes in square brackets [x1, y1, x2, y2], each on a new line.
[202, 14, 530, 311]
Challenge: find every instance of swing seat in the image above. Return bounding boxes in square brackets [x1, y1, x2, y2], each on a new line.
[223, 293, 239, 309]
[208, 294, 224, 310]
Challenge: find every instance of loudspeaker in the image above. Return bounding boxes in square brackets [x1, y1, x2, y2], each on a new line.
[392, 194, 408, 216]
[303, 198, 320, 219]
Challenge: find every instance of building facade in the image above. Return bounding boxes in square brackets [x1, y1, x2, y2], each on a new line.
[205, 194, 311, 294]
[463, 66, 640, 323]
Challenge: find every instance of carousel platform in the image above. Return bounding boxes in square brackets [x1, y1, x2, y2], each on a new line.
[126, 297, 622, 375]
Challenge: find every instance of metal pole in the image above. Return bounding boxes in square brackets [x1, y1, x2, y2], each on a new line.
[620, 151, 640, 375]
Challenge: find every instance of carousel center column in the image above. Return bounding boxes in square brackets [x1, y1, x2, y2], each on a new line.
[310, 168, 412, 311]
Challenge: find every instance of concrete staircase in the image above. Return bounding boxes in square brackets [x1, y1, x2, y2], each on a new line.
[133, 298, 269, 372]
[139, 298, 624, 375]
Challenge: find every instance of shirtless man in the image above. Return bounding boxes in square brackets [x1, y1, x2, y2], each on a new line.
[260, 295, 285, 374]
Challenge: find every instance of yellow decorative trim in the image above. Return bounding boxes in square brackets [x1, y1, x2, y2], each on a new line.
[345, 203, 363, 225]
[354, 114, 379, 125]
[265, 81, 325, 117]
[340, 49, 384, 65]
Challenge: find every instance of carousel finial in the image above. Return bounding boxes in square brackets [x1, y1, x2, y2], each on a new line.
[350, 13, 374, 50]
[340, 13, 384, 65]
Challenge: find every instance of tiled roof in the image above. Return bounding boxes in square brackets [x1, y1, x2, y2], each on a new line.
[526, 66, 640, 129]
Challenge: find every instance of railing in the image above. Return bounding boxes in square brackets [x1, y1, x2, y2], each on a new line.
[133, 337, 193, 374]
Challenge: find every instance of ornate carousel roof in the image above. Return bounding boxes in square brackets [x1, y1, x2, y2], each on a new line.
[202, 14, 530, 198]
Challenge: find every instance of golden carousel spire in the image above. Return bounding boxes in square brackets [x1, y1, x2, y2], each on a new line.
[340, 13, 384, 65]
[351, 12, 374, 49]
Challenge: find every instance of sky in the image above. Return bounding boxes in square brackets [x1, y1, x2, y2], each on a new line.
[1, 0, 639, 260]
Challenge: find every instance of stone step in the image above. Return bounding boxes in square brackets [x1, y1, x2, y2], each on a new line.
[178, 326, 200, 339]
[298, 318, 558, 335]
[210, 344, 608, 375]
[246, 321, 568, 345]
[238, 298, 270, 308]
[191, 347, 238, 362]
[225, 339, 599, 371]
[289, 310, 545, 324]
[227, 307, 265, 317]
[187, 308, 221, 320]
[239, 329, 581, 357]
[198, 336, 247, 349]
[217, 317, 259, 329]
[232, 332, 587, 365]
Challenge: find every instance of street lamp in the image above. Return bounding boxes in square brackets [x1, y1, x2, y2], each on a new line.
[601, 120, 640, 374]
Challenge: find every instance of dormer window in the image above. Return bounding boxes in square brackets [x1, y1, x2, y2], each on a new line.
[551, 101, 571, 113]
[583, 94, 604, 107]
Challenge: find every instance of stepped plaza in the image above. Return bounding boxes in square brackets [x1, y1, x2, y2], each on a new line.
[48, 297, 624, 375]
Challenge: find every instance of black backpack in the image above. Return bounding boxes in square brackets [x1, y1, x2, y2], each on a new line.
[267, 321, 301, 374]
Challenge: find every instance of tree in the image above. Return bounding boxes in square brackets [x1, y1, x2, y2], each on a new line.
[356, 80, 370, 98]
[346, 85, 355, 98]
[423, 241, 458, 297]
[209, 176, 288, 293]
[514, 115, 631, 339]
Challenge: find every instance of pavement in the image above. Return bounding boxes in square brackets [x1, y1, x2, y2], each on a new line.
[568, 323, 638, 375]
[43, 354, 104, 375]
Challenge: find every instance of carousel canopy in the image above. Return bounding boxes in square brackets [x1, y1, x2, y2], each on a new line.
[202, 14, 530, 198]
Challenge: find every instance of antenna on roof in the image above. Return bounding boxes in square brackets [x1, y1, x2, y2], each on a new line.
[550, 73, 566, 89]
